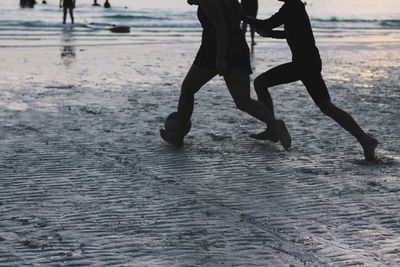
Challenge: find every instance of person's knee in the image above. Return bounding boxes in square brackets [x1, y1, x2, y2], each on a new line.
[234, 98, 252, 112]
[254, 76, 266, 94]
[318, 100, 335, 115]
[253, 76, 263, 90]
[254, 75, 272, 94]
[235, 102, 247, 112]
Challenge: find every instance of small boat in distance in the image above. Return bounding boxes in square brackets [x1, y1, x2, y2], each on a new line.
[86, 22, 130, 33]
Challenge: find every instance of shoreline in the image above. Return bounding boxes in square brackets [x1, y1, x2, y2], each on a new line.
[1, 36, 400, 49]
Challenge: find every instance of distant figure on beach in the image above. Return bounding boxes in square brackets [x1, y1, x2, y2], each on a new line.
[20, 0, 36, 8]
[104, 0, 111, 8]
[42, 0, 47, 4]
[244, 0, 378, 161]
[60, 0, 75, 24]
[241, 0, 258, 46]
[92, 0, 100, 6]
[160, 0, 291, 149]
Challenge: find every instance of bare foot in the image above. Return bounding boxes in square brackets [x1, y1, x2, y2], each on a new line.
[160, 129, 184, 147]
[249, 129, 279, 142]
[362, 135, 378, 162]
[275, 120, 292, 151]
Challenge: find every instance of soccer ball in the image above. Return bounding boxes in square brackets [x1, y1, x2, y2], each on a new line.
[164, 112, 191, 136]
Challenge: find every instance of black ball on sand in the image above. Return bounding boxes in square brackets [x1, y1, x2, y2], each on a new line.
[164, 112, 191, 136]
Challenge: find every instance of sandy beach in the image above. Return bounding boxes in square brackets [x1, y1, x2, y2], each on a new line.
[0, 38, 399, 266]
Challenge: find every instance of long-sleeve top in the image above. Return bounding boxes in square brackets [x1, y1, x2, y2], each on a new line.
[256, 0, 321, 64]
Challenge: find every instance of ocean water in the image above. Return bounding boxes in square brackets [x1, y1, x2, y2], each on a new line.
[0, 0, 399, 47]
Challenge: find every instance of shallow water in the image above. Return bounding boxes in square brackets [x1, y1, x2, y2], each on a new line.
[0, 0, 399, 47]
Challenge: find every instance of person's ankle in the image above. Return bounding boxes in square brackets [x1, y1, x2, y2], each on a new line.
[361, 133, 372, 143]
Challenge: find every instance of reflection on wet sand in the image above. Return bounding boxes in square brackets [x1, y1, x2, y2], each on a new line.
[61, 30, 76, 66]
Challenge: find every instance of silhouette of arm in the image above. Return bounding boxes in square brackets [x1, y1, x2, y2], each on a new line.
[258, 30, 286, 39]
[243, 5, 286, 31]
[59, 0, 62, 7]
[199, 0, 228, 75]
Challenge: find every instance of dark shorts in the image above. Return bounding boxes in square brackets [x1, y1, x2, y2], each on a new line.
[256, 61, 331, 105]
[63, 0, 74, 8]
[194, 44, 252, 75]
[241, 0, 258, 17]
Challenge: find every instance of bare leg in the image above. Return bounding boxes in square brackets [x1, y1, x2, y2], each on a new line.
[224, 68, 291, 150]
[69, 9, 74, 24]
[301, 71, 378, 161]
[160, 65, 217, 147]
[250, 26, 256, 46]
[252, 63, 300, 141]
[63, 8, 67, 24]
[254, 74, 275, 118]
[318, 100, 378, 161]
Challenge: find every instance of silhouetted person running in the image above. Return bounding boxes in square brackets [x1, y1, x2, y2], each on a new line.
[241, 0, 258, 46]
[243, 0, 378, 161]
[104, 0, 110, 8]
[160, 0, 291, 150]
[60, 0, 75, 24]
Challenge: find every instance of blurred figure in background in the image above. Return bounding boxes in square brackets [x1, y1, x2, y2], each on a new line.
[20, 0, 36, 8]
[241, 0, 258, 46]
[104, 0, 111, 8]
[60, 0, 75, 24]
[92, 0, 100, 6]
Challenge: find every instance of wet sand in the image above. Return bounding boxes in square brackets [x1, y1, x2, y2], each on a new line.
[0, 42, 399, 266]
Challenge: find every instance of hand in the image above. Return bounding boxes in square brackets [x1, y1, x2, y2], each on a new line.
[243, 16, 264, 31]
[216, 59, 228, 76]
[257, 30, 272, 37]
[242, 16, 254, 24]
[187, 0, 199, 5]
